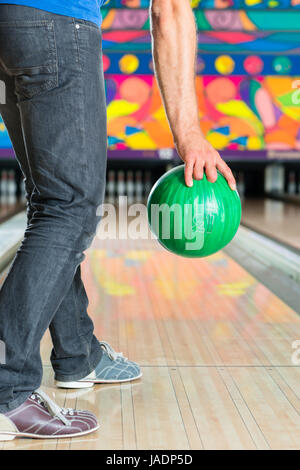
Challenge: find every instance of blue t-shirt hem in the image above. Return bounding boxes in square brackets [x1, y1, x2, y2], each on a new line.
[0, 1, 103, 27]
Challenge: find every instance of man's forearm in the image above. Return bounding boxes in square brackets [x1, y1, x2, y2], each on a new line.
[149, 0, 236, 190]
[150, 0, 201, 145]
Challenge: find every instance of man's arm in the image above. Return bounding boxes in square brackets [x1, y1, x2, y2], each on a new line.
[149, 0, 236, 190]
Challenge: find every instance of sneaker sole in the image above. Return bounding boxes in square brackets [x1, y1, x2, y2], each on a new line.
[0, 424, 100, 441]
[84, 371, 143, 384]
[55, 380, 95, 389]
[56, 372, 143, 389]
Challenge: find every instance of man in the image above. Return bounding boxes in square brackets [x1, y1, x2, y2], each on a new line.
[0, 0, 236, 441]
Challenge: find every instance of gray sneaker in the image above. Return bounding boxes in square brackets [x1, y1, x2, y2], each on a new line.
[56, 341, 142, 389]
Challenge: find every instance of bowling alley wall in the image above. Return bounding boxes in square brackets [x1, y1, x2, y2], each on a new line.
[1, 0, 300, 162]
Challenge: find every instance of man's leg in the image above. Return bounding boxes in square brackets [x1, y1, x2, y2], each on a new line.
[49, 265, 102, 381]
[0, 67, 102, 386]
[0, 6, 107, 412]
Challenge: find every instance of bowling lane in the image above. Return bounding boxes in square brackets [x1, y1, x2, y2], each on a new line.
[0, 200, 24, 224]
[241, 197, 300, 252]
[0, 206, 299, 449]
[0, 168, 26, 223]
[78, 235, 300, 368]
[28, 220, 299, 450]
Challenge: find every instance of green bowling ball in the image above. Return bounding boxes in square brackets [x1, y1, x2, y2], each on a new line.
[147, 165, 241, 258]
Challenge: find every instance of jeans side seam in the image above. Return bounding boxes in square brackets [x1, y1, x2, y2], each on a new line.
[73, 18, 88, 188]
[73, 272, 94, 371]
[48, 20, 58, 88]
[72, 18, 91, 245]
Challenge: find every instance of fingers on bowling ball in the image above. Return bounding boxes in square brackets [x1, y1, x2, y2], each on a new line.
[217, 161, 236, 190]
[147, 164, 242, 258]
[226, 171, 236, 191]
[227, 173, 237, 191]
[205, 165, 218, 183]
[184, 161, 194, 187]
[193, 161, 204, 181]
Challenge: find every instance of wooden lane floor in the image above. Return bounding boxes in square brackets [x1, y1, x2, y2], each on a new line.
[241, 197, 300, 251]
[2, 235, 300, 450]
[0, 201, 25, 224]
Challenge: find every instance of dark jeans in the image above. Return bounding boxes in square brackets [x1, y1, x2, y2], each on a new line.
[0, 5, 107, 412]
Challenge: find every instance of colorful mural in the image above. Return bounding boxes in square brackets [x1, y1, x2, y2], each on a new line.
[101, 4, 300, 157]
[0, 116, 10, 150]
[1, 2, 300, 159]
[103, 52, 300, 75]
[105, 0, 300, 9]
[105, 74, 300, 152]
[102, 8, 300, 32]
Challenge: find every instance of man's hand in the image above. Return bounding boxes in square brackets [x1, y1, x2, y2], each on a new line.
[175, 129, 236, 190]
[150, 0, 236, 191]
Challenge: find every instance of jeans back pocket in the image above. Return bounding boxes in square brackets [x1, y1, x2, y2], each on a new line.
[0, 20, 58, 100]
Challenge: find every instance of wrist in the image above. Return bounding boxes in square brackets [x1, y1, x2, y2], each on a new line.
[174, 126, 204, 147]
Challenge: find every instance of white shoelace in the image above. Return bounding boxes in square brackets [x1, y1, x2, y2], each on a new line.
[31, 389, 73, 426]
[100, 341, 128, 362]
